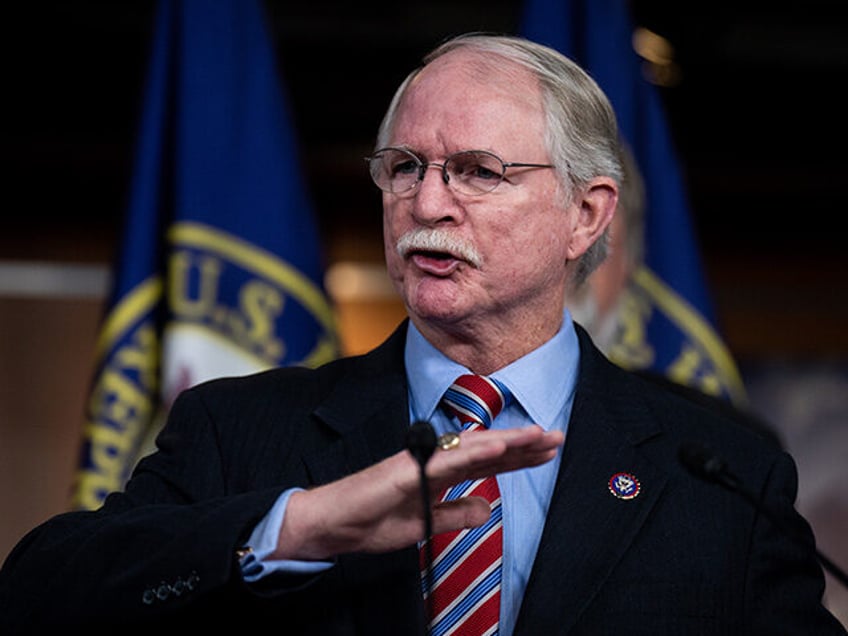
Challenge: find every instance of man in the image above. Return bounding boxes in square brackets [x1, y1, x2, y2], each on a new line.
[1, 33, 844, 635]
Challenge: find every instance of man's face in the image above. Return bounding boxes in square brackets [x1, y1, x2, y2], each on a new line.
[382, 50, 575, 336]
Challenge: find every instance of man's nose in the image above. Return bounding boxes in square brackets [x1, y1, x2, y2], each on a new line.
[411, 163, 462, 223]
[419, 162, 450, 187]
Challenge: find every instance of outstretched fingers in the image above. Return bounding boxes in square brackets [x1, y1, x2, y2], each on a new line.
[430, 496, 492, 535]
[277, 425, 563, 561]
[428, 425, 563, 487]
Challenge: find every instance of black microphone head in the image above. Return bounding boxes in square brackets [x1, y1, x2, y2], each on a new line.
[678, 441, 728, 483]
[406, 420, 437, 467]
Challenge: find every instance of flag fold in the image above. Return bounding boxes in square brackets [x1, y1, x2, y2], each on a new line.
[72, 0, 338, 510]
[521, 0, 746, 405]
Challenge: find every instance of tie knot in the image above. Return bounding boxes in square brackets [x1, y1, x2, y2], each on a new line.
[442, 374, 512, 429]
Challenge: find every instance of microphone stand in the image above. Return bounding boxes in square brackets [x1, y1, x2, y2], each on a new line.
[406, 421, 438, 629]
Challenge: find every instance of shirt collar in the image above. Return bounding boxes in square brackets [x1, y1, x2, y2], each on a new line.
[404, 311, 580, 431]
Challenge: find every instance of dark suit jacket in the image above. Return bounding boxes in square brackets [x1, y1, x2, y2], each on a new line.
[1, 322, 844, 635]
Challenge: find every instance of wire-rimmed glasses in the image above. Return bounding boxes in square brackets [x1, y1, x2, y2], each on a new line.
[365, 147, 554, 196]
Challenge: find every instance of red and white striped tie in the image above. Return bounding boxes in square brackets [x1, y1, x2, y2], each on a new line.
[421, 374, 512, 636]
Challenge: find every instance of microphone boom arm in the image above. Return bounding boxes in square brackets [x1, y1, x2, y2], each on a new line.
[678, 441, 848, 589]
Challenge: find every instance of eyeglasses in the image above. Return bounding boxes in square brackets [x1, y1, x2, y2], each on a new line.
[365, 147, 554, 196]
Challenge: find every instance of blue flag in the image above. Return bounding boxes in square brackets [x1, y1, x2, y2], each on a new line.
[521, 0, 746, 405]
[72, 0, 339, 510]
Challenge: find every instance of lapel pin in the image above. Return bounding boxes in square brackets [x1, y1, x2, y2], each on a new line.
[608, 472, 640, 500]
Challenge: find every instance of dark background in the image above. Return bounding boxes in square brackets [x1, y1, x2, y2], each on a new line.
[3, 0, 847, 361]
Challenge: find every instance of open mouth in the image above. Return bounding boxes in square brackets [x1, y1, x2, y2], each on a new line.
[411, 249, 454, 260]
[409, 250, 462, 275]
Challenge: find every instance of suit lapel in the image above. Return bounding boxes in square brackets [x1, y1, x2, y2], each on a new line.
[298, 322, 427, 633]
[304, 322, 411, 486]
[515, 329, 670, 635]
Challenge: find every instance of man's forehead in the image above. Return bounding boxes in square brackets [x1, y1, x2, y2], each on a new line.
[410, 48, 538, 100]
[395, 57, 544, 141]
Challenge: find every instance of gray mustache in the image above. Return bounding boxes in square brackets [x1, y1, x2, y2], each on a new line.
[395, 228, 483, 268]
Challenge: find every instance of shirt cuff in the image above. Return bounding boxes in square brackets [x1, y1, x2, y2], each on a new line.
[239, 487, 334, 582]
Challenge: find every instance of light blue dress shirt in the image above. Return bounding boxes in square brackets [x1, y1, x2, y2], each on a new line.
[242, 313, 581, 635]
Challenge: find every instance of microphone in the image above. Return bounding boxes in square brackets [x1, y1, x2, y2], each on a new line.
[407, 419, 438, 467]
[678, 441, 848, 589]
[406, 420, 437, 627]
[678, 440, 741, 490]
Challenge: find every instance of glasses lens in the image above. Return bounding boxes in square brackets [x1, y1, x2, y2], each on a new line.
[445, 151, 506, 195]
[369, 148, 421, 193]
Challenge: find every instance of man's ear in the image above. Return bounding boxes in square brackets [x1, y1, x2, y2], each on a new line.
[566, 177, 619, 260]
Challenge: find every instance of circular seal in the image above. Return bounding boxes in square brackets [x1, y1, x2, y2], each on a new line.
[608, 472, 641, 500]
